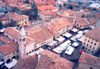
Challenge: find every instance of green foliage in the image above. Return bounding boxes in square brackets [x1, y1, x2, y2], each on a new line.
[0, 22, 3, 29]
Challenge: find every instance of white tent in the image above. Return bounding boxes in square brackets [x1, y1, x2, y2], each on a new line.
[76, 34, 83, 39]
[0, 28, 5, 32]
[48, 41, 57, 47]
[63, 32, 72, 38]
[72, 42, 79, 47]
[53, 47, 64, 54]
[71, 28, 78, 32]
[55, 36, 65, 42]
[65, 46, 74, 55]
[78, 31, 84, 34]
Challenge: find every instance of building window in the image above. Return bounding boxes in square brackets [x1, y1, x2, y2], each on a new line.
[22, 38, 25, 41]
[17, 50, 18, 52]
[26, 53, 28, 55]
[91, 42, 93, 44]
[87, 44, 88, 46]
[84, 42, 85, 45]
[94, 43, 96, 46]
[20, 39, 21, 41]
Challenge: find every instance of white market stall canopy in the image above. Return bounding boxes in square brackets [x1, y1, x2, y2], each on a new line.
[78, 31, 84, 34]
[65, 46, 74, 55]
[72, 42, 79, 47]
[71, 28, 78, 32]
[55, 36, 65, 42]
[63, 32, 72, 38]
[48, 41, 57, 47]
[53, 46, 64, 54]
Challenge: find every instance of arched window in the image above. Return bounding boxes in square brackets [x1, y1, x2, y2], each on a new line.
[23, 38, 25, 41]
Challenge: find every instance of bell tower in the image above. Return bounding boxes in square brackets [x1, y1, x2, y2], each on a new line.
[18, 27, 26, 57]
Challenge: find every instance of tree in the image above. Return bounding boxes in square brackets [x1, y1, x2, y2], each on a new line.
[68, 5, 73, 10]
[0, 22, 3, 29]
[30, 1, 39, 20]
[25, 0, 29, 4]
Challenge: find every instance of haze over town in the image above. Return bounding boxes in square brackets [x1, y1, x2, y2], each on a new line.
[0, 0, 100, 69]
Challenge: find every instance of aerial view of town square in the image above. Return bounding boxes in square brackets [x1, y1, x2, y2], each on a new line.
[0, 0, 100, 69]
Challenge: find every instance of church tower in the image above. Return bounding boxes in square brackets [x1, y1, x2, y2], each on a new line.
[18, 27, 26, 57]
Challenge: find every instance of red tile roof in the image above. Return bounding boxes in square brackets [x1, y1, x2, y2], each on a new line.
[0, 44, 16, 55]
[4, 27, 19, 40]
[28, 26, 53, 45]
[4, 27, 34, 45]
[26, 25, 42, 34]
[7, 12, 19, 19]
[0, 17, 9, 21]
[87, 18, 97, 26]
[85, 28, 100, 42]
[45, 17, 73, 37]
[79, 52, 100, 67]
[40, 10, 57, 16]
[35, 0, 55, 5]
[6, 0, 17, 4]
[37, 5, 56, 11]
[13, 15, 28, 21]
[13, 50, 73, 69]
[13, 54, 38, 69]
[0, 36, 18, 55]
[0, 36, 18, 49]
[75, 17, 90, 27]
[35, 50, 74, 69]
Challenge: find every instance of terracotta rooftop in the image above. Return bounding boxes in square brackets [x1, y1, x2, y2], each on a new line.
[79, 52, 100, 67]
[87, 18, 97, 26]
[0, 36, 18, 48]
[4, 27, 34, 45]
[40, 10, 57, 16]
[29, 27, 53, 45]
[26, 25, 42, 34]
[13, 50, 73, 69]
[13, 15, 28, 21]
[0, 17, 9, 21]
[45, 17, 73, 37]
[0, 36, 18, 55]
[0, 44, 16, 55]
[85, 28, 100, 42]
[75, 17, 90, 26]
[37, 5, 56, 11]
[13, 54, 38, 69]
[35, 50, 74, 69]
[7, 12, 19, 19]
[4, 27, 19, 40]
[58, 9, 82, 17]
[6, 0, 17, 4]
[35, 0, 55, 5]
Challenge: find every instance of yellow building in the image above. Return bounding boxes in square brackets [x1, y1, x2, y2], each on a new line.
[82, 28, 100, 54]
[13, 15, 29, 26]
